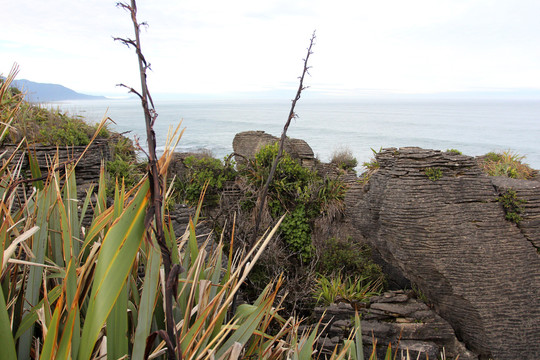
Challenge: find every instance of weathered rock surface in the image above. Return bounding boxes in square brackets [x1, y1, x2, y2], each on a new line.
[352, 147, 540, 359]
[313, 291, 476, 360]
[1, 140, 110, 187]
[491, 176, 540, 249]
[232, 130, 315, 168]
[1, 140, 111, 202]
[168, 204, 215, 253]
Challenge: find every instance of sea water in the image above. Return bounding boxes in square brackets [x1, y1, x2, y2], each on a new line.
[50, 98, 540, 170]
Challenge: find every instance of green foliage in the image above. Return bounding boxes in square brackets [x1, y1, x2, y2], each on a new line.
[358, 156, 380, 187]
[362, 159, 379, 171]
[174, 154, 236, 206]
[106, 155, 144, 194]
[248, 143, 314, 209]
[446, 148, 462, 155]
[424, 167, 443, 181]
[318, 238, 385, 281]
[111, 135, 136, 161]
[242, 143, 346, 262]
[39, 115, 90, 146]
[318, 177, 347, 216]
[279, 205, 313, 261]
[106, 137, 143, 196]
[6, 99, 105, 146]
[313, 273, 383, 306]
[498, 188, 526, 224]
[480, 150, 535, 179]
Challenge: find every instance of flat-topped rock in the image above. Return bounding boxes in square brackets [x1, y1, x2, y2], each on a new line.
[232, 131, 315, 168]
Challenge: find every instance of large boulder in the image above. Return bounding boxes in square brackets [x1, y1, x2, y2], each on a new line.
[232, 130, 315, 168]
[352, 147, 540, 359]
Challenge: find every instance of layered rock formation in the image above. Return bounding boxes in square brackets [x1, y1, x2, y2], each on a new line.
[313, 290, 476, 360]
[352, 147, 540, 359]
[1, 140, 110, 189]
[232, 130, 315, 168]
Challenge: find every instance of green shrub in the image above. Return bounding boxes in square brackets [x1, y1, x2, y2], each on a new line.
[498, 189, 526, 224]
[279, 205, 313, 261]
[106, 155, 144, 193]
[362, 159, 379, 171]
[240, 143, 346, 262]
[318, 237, 385, 281]
[424, 167, 443, 181]
[39, 116, 91, 146]
[359, 158, 380, 186]
[174, 154, 236, 206]
[446, 148, 462, 155]
[479, 150, 535, 179]
[6, 100, 104, 146]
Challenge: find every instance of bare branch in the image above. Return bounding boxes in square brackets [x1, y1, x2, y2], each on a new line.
[116, 1, 177, 358]
[250, 31, 316, 247]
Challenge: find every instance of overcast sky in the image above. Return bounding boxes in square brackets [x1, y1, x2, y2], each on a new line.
[2, 0, 540, 99]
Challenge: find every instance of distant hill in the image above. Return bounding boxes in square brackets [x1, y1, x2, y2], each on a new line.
[10, 79, 106, 102]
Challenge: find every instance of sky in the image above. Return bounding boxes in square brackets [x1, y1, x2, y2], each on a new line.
[2, 0, 540, 99]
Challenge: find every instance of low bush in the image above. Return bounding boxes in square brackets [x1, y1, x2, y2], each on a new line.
[240, 143, 347, 262]
[446, 148, 462, 155]
[424, 167, 443, 181]
[479, 150, 535, 179]
[5, 99, 108, 146]
[173, 153, 236, 206]
[498, 188, 526, 224]
[331, 147, 358, 171]
[318, 237, 385, 281]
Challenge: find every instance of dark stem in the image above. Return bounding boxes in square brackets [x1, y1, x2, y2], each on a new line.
[118, 1, 179, 358]
[250, 31, 316, 247]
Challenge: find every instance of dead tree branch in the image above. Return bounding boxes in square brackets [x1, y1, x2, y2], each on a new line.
[116, 1, 178, 358]
[250, 31, 316, 247]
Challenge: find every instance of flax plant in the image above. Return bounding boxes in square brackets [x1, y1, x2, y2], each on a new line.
[0, 66, 370, 359]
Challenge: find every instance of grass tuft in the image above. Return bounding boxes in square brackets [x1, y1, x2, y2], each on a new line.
[331, 147, 358, 172]
[479, 150, 536, 180]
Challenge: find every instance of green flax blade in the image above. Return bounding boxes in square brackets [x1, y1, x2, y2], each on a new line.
[78, 180, 149, 360]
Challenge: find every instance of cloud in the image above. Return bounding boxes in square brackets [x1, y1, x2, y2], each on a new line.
[2, 0, 540, 97]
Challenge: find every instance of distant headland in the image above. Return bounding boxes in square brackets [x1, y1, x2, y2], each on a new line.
[10, 79, 106, 102]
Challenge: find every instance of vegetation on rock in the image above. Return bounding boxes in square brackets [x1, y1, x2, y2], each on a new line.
[331, 147, 358, 172]
[498, 188, 526, 224]
[239, 142, 345, 262]
[2, 96, 109, 146]
[172, 153, 236, 206]
[424, 167, 443, 181]
[479, 150, 535, 179]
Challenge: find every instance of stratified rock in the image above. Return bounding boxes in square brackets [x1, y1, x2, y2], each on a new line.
[353, 147, 540, 360]
[168, 204, 215, 254]
[491, 176, 540, 249]
[1, 140, 110, 200]
[313, 290, 476, 360]
[232, 131, 315, 168]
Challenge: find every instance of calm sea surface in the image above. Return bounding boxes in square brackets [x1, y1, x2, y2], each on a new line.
[50, 98, 540, 170]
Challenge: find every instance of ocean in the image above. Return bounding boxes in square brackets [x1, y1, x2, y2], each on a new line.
[50, 98, 540, 170]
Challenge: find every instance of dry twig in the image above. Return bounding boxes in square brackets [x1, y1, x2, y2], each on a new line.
[115, 1, 179, 358]
[250, 31, 316, 247]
